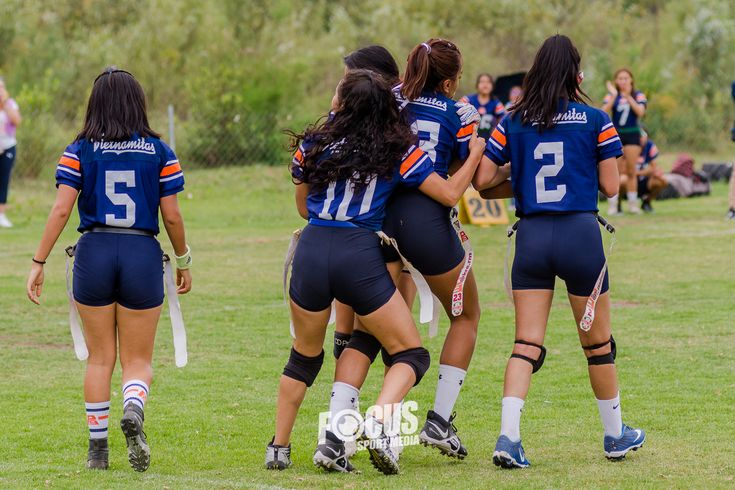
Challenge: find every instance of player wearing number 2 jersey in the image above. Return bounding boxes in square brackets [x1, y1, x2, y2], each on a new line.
[26, 68, 192, 473]
[476, 35, 645, 468]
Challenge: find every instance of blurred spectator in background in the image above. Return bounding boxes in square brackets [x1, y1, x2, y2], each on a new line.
[505, 85, 522, 111]
[461, 73, 505, 139]
[727, 80, 735, 220]
[636, 129, 667, 213]
[0, 76, 21, 228]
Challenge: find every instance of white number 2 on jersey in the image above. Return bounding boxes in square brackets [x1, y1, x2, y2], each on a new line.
[534, 142, 567, 204]
[411, 119, 441, 161]
[105, 170, 136, 227]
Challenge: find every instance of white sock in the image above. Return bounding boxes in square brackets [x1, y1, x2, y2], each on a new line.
[122, 379, 149, 410]
[597, 392, 623, 438]
[627, 191, 639, 204]
[86, 401, 110, 440]
[328, 382, 359, 440]
[433, 364, 467, 421]
[500, 396, 525, 442]
[608, 195, 619, 209]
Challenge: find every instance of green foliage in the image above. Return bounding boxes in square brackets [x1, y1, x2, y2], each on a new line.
[0, 0, 733, 176]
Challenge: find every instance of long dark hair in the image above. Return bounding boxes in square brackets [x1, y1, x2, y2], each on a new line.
[401, 38, 462, 100]
[511, 35, 589, 130]
[344, 45, 400, 86]
[288, 70, 416, 191]
[77, 67, 160, 141]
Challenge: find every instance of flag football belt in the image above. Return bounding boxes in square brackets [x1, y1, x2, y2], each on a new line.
[504, 214, 616, 332]
[64, 228, 188, 367]
[449, 207, 474, 318]
[281, 223, 438, 338]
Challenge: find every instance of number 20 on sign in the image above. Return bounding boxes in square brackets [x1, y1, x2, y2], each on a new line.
[459, 187, 509, 226]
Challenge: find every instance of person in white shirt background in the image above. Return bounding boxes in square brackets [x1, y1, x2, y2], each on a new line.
[0, 76, 21, 228]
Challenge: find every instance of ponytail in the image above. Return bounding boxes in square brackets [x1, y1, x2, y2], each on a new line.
[401, 38, 462, 101]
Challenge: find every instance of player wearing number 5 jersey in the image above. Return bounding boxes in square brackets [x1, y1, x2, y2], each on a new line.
[476, 35, 645, 468]
[26, 68, 192, 473]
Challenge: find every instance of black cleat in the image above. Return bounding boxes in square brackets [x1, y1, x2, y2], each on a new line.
[313, 430, 356, 473]
[87, 438, 109, 470]
[265, 437, 292, 470]
[120, 404, 150, 472]
[419, 410, 468, 459]
[641, 200, 653, 213]
[727, 208, 735, 220]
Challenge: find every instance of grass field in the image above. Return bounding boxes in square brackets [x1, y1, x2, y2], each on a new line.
[1, 163, 734, 489]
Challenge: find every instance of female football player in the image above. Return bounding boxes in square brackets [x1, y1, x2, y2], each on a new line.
[602, 68, 647, 214]
[461, 73, 506, 139]
[26, 68, 192, 472]
[266, 69, 485, 475]
[332, 45, 402, 360]
[636, 129, 667, 212]
[476, 34, 645, 468]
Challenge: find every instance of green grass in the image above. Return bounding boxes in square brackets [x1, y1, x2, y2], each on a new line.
[1, 163, 734, 489]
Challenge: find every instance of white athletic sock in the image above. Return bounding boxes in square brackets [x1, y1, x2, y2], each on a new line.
[122, 379, 149, 410]
[328, 382, 360, 440]
[500, 396, 525, 442]
[607, 195, 619, 210]
[86, 401, 110, 440]
[597, 392, 623, 438]
[627, 191, 639, 205]
[433, 364, 467, 421]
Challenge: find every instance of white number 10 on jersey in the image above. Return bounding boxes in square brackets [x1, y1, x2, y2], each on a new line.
[534, 142, 567, 204]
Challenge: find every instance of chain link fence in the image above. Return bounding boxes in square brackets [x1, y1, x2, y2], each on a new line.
[14, 104, 287, 179]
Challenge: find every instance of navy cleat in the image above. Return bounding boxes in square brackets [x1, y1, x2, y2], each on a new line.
[492, 435, 530, 469]
[265, 437, 292, 470]
[313, 431, 356, 473]
[86, 438, 109, 470]
[418, 410, 467, 459]
[604, 424, 646, 460]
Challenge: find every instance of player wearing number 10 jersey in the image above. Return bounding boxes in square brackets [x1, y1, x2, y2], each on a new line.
[476, 35, 645, 469]
[26, 68, 192, 473]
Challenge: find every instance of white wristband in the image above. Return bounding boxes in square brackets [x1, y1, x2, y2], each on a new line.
[175, 245, 192, 270]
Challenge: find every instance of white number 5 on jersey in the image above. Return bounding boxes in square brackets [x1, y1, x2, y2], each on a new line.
[534, 142, 567, 204]
[105, 170, 136, 227]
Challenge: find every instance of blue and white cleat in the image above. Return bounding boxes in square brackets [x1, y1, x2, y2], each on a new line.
[492, 435, 530, 469]
[604, 424, 646, 460]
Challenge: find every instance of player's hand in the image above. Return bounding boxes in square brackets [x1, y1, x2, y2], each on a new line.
[455, 101, 481, 126]
[605, 81, 617, 97]
[26, 263, 45, 305]
[469, 125, 485, 154]
[176, 268, 192, 294]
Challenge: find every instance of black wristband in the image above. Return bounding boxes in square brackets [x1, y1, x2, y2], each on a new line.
[32, 258, 46, 265]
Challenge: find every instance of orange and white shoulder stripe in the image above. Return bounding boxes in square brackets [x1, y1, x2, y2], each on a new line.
[456, 123, 474, 143]
[292, 144, 305, 168]
[495, 101, 506, 114]
[400, 145, 430, 178]
[598, 122, 620, 147]
[57, 152, 81, 177]
[488, 123, 507, 151]
[160, 158, 183, 182]
[635, 92, 647, 104]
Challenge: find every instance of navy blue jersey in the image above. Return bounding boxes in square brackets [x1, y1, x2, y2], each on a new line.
[637, 139, 659, 172]
[397, 89, 474, 179]
[291, 142, 433, 231]
[604, 90, 647, 131]
[485, 101, 623, 216]
[56, 136, 184, 234]
[460, 93, 505, 139]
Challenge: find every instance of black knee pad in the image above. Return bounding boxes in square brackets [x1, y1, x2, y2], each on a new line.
[583, 336, 616, 366]
[345, 330, 382, 363]
[391, 347, 430, 386]
[510, 339, 547, 373]
[282, 348, 324, 387]
[380, 347, 393, 367]
[333, 331, 351, 359]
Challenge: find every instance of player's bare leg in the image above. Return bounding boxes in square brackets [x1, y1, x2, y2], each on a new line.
[77, 303, 116, 470]
[494, 289, 553, 468]
[568, 292, 645, 459]
[117, 304, 162, 472]
[418, 264, 480, 459]
[622, 145, 642, 213]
